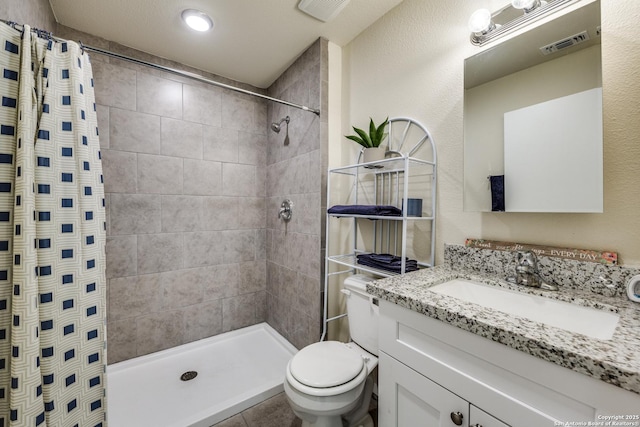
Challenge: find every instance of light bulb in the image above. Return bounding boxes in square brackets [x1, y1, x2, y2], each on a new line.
[182, 9, 213, 32]
[511, 0, 542, 12]
[468, 9, 493, 34]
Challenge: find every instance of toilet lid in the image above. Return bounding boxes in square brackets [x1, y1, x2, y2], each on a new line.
[290, 342, 364, 388]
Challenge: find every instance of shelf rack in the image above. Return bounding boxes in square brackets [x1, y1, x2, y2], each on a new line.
[321, 117, 437, 340]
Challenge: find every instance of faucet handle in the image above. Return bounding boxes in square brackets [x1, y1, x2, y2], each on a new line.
[516, 250, 538, 268]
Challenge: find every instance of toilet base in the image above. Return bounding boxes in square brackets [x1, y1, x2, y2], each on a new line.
[299, 416, 342, 427]
[350, 413, 374, 427]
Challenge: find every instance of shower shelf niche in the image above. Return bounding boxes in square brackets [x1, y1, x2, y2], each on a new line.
[323, 117, 437, 334]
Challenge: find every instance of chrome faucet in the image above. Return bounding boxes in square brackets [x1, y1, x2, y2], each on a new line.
[507, 250, 558, 291]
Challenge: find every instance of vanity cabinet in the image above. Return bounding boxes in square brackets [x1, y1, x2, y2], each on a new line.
[378, 300, 640, 427]
[380, 352, 509, 427]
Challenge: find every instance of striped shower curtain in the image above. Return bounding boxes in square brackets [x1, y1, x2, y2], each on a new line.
[0, 22, 106, 426]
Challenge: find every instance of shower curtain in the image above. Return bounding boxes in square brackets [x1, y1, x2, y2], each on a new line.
[0, 22, 106, 426]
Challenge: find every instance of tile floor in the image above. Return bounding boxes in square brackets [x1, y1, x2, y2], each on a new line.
[210, 392, 378, 427]
[210, 393, 300, 427]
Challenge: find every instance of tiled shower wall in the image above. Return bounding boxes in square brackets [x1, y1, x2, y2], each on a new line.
[265, 39, 328, 349]
[55, 26, 270, 364]
[0, 0, 56, 34]
[0, 0, 326, 362]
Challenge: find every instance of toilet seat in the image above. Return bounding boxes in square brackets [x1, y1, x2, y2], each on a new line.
[290, 341, 364, 388]
[286, 342, 369, 397]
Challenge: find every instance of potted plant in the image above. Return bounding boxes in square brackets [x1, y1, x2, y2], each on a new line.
[346, 117, 389, 163]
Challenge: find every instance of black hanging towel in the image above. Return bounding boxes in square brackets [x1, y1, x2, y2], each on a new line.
[489, 175, 505, 212]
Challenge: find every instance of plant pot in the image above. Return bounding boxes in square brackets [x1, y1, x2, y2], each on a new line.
[362, 146, 386, 163]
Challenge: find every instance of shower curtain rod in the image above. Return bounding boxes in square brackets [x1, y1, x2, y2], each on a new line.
[0, 19, 321, 116]
[82, 45, 321, 116]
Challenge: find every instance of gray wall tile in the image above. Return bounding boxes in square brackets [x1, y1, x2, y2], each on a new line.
[223, 293, 256, 332]
[92, 62, 137, 110]
[203, 126, 239, 163]
[110, 107, 160, 154]
[221, 93, 259, 133]
[237, 197, 265, 230]
[161, 117, 203, 159]
[264, 39, 326, 347]
[222, 230, 256, 264]
[137, 233, 184, 274]
[136, 310, 184, 355]
[137, 153, 183, 194]
[183, 231, 225, 268]
[202, 264, 240, 300]
[137, 72, 183, 119]
[202, 197, 238, 230]
[239, 261, 267, 294]
[183, 159, 222, 196]
[161, 195, 203, 232]
[106, 235, 137, 279]
[222, 163, 256, 197]
[238, 131, 267, 166]
[183, 84, 222, 127]
[101, 149, 137, 193]
[183, 300, 223, 342]
[109, 193, 161, 235]
[106, 319, 137, 364]
[161, 268, 204, 309]
[109, 274, 163, 322]
[255, 291, 267, 323]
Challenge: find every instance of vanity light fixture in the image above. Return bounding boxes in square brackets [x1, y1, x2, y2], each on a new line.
[469, 0, 573, 46]
[511, 0, 544, 13]
[181, 9, 213, 32]
[468, 9, 496, 37]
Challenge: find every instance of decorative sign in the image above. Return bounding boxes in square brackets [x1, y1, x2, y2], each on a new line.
[465, 239, 618, 265]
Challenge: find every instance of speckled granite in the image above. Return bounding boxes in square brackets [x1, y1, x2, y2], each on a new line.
[367, 245, 640, 395]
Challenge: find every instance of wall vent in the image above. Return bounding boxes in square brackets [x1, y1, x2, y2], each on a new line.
[298, 0, 351, 22]
[540, 31, 590, 55]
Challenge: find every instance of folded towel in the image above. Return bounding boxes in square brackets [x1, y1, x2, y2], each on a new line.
[356, 253, 418, 273]
[328, 205, 402, 217]
[489, 175, 505, 212]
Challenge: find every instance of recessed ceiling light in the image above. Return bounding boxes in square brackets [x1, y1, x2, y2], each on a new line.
[181, 9, 213, 32]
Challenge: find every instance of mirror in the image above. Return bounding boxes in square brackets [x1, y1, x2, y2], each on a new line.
[463, 0, 602, 212]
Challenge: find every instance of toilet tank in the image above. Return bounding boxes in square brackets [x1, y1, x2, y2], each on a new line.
[343, 274, 379, 355]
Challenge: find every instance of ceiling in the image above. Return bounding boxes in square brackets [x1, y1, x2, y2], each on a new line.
[48, 0, 403, 88]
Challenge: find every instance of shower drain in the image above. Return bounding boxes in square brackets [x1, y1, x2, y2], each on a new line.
[180, 371, 198, 381]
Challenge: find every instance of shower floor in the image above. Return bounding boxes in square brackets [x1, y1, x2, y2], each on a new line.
[107, 323, 298, 427]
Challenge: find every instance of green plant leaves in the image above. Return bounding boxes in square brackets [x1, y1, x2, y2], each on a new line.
[345, 117, 389, 148]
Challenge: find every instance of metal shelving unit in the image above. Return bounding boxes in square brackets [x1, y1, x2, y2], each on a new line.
[321, 118, 437, 339]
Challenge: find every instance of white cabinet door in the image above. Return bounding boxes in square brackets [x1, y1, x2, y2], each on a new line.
[470, 405, 510, 427]
[379, 352, 469, 427]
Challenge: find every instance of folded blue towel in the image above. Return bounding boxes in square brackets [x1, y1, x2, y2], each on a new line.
[356, 253, 418, 273]
[328, 205, 402, 217]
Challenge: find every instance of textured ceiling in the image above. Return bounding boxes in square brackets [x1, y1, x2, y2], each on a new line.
[48, 0, 403, 88]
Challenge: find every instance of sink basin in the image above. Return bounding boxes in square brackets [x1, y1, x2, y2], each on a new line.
[430, 279, 619, 340]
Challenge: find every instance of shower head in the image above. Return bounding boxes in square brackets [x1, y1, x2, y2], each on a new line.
[271, 116, 290, 133]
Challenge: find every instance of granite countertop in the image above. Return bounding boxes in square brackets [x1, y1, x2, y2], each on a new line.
[366, 265, 640, 395]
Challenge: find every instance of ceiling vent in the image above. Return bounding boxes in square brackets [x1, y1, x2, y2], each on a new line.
[540, 30, 590, 55]
[298, 0, 351, 22]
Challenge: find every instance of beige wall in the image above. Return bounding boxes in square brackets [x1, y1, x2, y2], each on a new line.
[341, 0, 640, 266]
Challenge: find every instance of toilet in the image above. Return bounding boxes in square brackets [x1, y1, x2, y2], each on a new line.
[284, 275, 379, 427]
